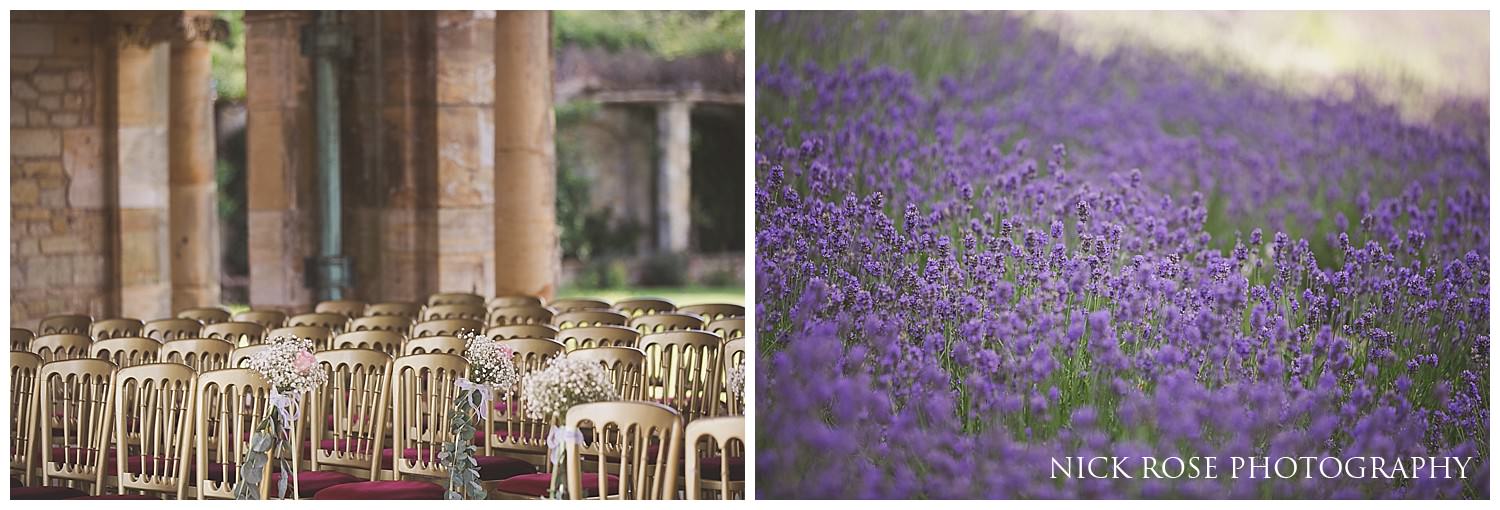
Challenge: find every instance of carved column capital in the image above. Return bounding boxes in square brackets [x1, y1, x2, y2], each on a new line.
[113, 11, 227, 48]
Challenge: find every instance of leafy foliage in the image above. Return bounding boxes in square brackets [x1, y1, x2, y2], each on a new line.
[555, 11, 743, 57]
[441, 388, 488, 500]
[211, 11, 246, 101]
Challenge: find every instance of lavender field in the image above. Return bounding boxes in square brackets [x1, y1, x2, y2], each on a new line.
[754, 12, 1489, 498]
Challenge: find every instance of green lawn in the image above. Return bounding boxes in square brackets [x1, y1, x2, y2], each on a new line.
[557, 285, 745, 306]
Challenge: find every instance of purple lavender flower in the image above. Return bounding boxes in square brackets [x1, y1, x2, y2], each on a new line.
[756, 11, 1488, 500]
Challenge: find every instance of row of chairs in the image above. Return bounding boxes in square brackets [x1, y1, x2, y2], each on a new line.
[26, 296, 740, 333]
[16, 316, 743, 356]
[11, 347, 745, 500]
[15, 304, 744, 350]
[17, 332, 748, 420]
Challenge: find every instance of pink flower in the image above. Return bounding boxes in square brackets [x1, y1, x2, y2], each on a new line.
[293, 350, 316, 373]
[495, 343, 515, 358]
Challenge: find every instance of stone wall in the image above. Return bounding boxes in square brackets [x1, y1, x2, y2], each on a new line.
[10, 12, 113, 329]
[343, 11, 498, 303]
[244, 11, 317, 312]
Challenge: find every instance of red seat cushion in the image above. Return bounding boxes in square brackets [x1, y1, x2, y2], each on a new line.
[310, 437, 379, 455]
[376, 448, 535, 481]
[48, 446, 116, 463]
[474, 455, 537, 480]
[485, 427, 546, 443]
[495, 472, 616, 498]
[312, 480, 445, 500]
[270, 470, 362, 498]
[124, 455, 192, 478]
[492, 400, 522, 414]
[11, 485, 88, 499]
[698, 455, 745, 481]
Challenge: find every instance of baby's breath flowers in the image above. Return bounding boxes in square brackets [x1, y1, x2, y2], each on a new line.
[443, 332, 522, 500]
[462, 331, 520, 388]
[236, 335, 325, 499]
[247, 335, 328, 393]
[727, 359, 747, 404]
[522, 355, 617, 422]
[519, 355, 617, 498]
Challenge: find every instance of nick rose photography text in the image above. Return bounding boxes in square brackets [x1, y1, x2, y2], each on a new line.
[1051, 456, 1479, 480]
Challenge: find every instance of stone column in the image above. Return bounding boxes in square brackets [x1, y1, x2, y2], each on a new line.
[245, 11, 317, 311]
[114, 16, 173, 321]
[656, 100, 692, 253]
[436, 11, 496, 296]
[168, 11, 221, 310]
[493, 11, 557, 299]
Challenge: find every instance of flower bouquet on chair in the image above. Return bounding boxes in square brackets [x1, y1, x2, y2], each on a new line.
[442, 332, 521, 500]
[521, 355, 617, 499]
[235, 335, 327, 500]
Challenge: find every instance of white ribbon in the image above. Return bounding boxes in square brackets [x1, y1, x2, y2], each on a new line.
[267, 390, 300, 432]
[546, 425, 584, 464]
[454, 378, 492, 414]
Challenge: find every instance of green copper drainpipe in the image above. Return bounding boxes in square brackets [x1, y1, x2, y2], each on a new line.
[304, 11, 351, 300]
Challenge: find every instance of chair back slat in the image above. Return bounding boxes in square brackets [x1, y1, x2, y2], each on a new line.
[113, 362, 197, 498]
[411, 319, 483, 339]
[177, 308, 231, 325]
[487, 339, 565, 459]
[640, 331, 724, 422]
[390, 353, 468, 479]
[684, 416, 745, 500]
[160, 339, 235, 372]
[568, 347, 647, 400]
[227, 344, 271, 369]
[315, 300, 367, 318]
[38, 358, 117, 494]
[565, 401, 682, 500]
[12, 328, 36, 352]
[90, 318, 144, 340]
[402, 336, 466, 356]
[546, 298, 611, 313]
[557, 326, 640, 352]
[723, 338, 747, 416]
[90, 337, 161, 368]
[553, 310, 630, 330]
[287, 313, 349, 335]
[612, 298, 676, 318]
[194, 368, 272, 499]
[39, 314, 92, 335]
[10, 352, 43, 485]
[422, 304, 487, 322]
[484, 324, 558, 341]
[311, 349, 392, 479]
[348, 315, 412, 335]
[333, 330, 404, 357]
[267, 326, 335, 351]
[143, 319, 204, 342]
[202, 321, 267, 347]
[676, 304, 744, 322]
[31, 333, 92, 362]
[487, 306, 553, 327]
[706, 318, 746, 340]
[427, 293, 484, 307]
[629, 313, 706, 335]
[231, 310, 286, 330]
[487, 295, 543, 310]
[364, 302, 421, 319]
